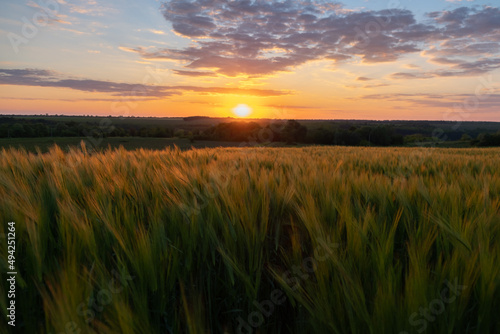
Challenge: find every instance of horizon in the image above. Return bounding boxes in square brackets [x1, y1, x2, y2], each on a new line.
[1, 0, 500, 121]
[2, 113, 500, 124]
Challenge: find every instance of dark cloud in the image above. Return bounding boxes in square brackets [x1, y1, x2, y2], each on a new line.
[390, 72, 435, 80]
[430, 6, 500, 38]
[454, 58, 500, 74]
[127, 1, 427, 76]
[428, 57, 464, 65]
[173, 85, 291, 96]
[344, 82, 390, 89]
[391, 6, 500, 79]
[0, 96, 156, 102]
[391, 58, 500, 79]
[172, 70, 216, 77]
[0, 68, 289, 97]
[126, 2, 500, 77]
[361, 92, 500, 111]
[363, 83, 390, 88]
[0, 68, 175, 97]
[423, 41, 500, 61]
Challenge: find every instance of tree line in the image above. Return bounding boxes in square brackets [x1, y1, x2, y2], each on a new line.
[0, 118, 175, 139]
[1, 117, 499, 147]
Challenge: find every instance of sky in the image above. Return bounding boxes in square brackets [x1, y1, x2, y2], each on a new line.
[1, 0, 500, 121]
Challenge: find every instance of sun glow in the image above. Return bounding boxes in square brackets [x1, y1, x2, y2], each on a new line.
[232, 104, 252, 117]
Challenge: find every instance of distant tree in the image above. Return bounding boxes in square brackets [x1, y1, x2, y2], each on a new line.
[370, 126, 393, 146]
[404, 134, 426, 144]
[355, 126, 372, 142]
[473, 131, 500, 146]
[311, 127, 334, 145]
[111, 127, 127, 137]
[187, 131, 195, 143]
[24, 124, 36, 137]
[335, 130, 361, 146]
[55, 123, 68, 136]
[460, 133, 472, 141]
[139, 127, 149, 137]
[11, 123, 25, 137]
[34, 123, 49, 137]
[0, 124, 9, 138]
[205, 122, 262, 142]
[282, 120, 307, 144]
[174, 129, 186, 138]
[391, 134, 404, 146]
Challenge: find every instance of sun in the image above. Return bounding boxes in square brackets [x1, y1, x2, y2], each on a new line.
[232, 104, 252, 117]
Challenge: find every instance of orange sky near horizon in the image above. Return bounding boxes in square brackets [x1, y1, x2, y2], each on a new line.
[1, 0, 500, 121]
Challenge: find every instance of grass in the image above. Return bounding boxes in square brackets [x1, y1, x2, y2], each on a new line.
[0, 137, 255, 153]
[0, 144, 499, 333]
[0, 137, 472, 155]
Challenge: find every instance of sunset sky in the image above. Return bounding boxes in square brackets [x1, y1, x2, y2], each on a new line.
[1, 0, 500, 120]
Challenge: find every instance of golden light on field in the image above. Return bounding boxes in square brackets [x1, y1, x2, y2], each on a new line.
[232, 104, 252, 117]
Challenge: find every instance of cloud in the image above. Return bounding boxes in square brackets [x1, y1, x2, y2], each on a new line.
[264, 104, 321, 110]
[390, 72, 435, 80]
[26, 1, 72, 25]
[149, 29, 166, 35]
[428, 57, 464, 65]
[0, 96, 155, 102]
[172, 70, 216, 77]
[174, 85, 291, 96]
[361, 92, 500, 111]
[344, 82, 390, 89]
[0, 68, 290, 98]
[427, 6, 500, 37]
[363, 83, 390, 88]
[63, 0, 116, 16]
[391, 58, 500, 79]
[123, 2, 500, 77]
[433, 41, 500, 56]
[388, 6, 500, 79]
[136, 29, 168, 35]
[120, 1, 428, 76]
[59, 27, 89, 35]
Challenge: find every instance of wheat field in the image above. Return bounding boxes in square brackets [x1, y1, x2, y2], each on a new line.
[0, 144, 499, 333]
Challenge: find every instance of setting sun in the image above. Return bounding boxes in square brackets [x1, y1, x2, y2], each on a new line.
[232, 104, 252, 117]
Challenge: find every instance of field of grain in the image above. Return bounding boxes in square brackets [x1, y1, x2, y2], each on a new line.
[0, 145, 499, 333]
[0, 137, 248, 153]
